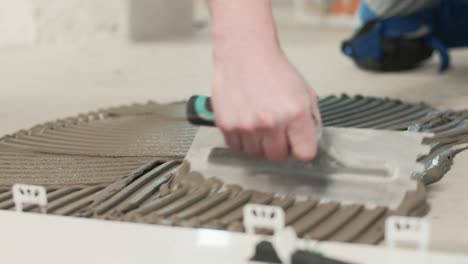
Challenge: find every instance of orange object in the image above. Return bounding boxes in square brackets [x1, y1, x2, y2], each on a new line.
[330, 0, 361, 15]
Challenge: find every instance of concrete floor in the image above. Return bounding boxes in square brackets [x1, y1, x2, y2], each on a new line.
[0, 26, 467, 253]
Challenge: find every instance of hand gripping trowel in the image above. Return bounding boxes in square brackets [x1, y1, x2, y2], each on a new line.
[184, 95, 432, 209]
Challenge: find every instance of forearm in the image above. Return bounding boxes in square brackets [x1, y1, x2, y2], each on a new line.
[208, 0, 281, 60]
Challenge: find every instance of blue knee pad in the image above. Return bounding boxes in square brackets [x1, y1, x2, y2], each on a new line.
[342, 0, 468, 72]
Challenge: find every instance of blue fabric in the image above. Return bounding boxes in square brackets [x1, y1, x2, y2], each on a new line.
[349, 23, 382, 60]
[426, 34, 451, 71]
[358, 1, 379, 22]
[433, 0, 468, 48]
[362, 0, 468, 48]
[350, 0, 468, 71]
[377, 5, 450, 71]
[342, 2, 380, 60]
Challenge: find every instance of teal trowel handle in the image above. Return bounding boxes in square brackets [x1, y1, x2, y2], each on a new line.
[187, 95, 216, 126]
[187, 95, 323, 139]
[187, 95, 322, 140]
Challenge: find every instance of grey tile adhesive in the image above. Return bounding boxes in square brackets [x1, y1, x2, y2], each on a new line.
[0, 94, 467, 245]
[186, 126, 430, 210]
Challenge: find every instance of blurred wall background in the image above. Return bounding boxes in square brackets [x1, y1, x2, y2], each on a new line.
[0, 0, 358, 47]
[0, 0, 193, 46]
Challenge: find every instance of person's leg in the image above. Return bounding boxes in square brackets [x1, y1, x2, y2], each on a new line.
[342, 0, 468, 72]
[432, 0, 468, 48]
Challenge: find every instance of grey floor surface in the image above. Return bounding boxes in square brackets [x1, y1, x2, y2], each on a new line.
[0, 26, 466, 253]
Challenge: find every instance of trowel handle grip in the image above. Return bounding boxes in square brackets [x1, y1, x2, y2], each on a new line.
[187, 95, 216, 126]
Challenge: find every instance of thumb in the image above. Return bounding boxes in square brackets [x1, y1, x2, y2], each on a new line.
[306, 88, 322, 139]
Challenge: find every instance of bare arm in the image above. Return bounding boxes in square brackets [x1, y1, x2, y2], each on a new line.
[208, 0, 320, 162]
[209, 0, 280, 60]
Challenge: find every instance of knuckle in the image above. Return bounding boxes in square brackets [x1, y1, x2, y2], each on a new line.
[309, 89, 318, 99]
[238, 120, 256, 132]
[217, 118, 236, 133]
[286, 105, 305, 120]
[310, 95, 319, 105]
[256, 113, 276, 129]
[218, 118, 255, 133]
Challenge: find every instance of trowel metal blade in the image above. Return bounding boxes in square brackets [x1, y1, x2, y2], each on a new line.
[185, 127, 432, 209]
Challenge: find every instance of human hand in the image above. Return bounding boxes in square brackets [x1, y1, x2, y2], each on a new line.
[212, 48, 321, 162]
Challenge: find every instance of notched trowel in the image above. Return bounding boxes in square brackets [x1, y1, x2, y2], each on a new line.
[185, 95, 432, 209]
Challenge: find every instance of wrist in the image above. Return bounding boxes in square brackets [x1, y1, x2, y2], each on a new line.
[210, 0, 282, 62]
[212, 29, 281, 61]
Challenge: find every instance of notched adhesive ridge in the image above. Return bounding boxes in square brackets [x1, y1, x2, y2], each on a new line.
[0, 96, 466, 245]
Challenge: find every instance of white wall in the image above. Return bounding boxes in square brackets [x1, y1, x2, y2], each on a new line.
[0, 0, 36, 46]
[129, 0, 193, 41]
[0, 0, 193, 46]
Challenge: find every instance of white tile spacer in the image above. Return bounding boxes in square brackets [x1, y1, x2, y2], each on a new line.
[385, 216, 430, 251]
[243, 204, 285, 235]
[12, 184, 48, 214]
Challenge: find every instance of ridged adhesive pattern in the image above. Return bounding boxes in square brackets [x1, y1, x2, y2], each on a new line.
[0, 95, 466, 245]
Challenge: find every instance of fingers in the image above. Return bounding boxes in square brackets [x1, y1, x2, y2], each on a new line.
[222, 129, 265, 159]
[219, 114, 317, 162]
[241, 131, 263, 158]
[310, 96, 322, 126]
[307, 90, 322, 141]
[222, 130, 263, 158]
[215, 89, 320, 162]
[218, 117, 263, 158]
[286, 114, 318, 161]
[223, 131, 242, 151]
[306, 88, 322, 126]
[262, 126, 289, 163]
[223, 128, 290, 162]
